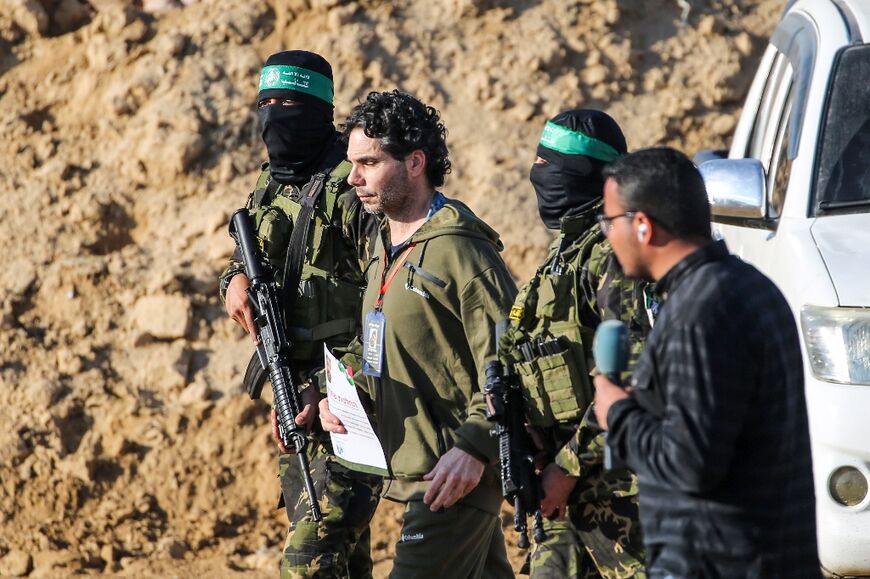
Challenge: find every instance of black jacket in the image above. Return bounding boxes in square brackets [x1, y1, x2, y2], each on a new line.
[608, 241, 818, 578]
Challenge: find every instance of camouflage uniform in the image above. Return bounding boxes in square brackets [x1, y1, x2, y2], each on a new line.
[220, 151, 382, 578]
[501, 201, 655, 578]
[278, 443, 381, 579]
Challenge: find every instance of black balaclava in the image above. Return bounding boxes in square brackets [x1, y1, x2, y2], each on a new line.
[529, 109, 628, 229]
[257, 50, 337, 185]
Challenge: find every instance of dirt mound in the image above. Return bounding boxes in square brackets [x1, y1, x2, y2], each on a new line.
[0, 0, 782, 575]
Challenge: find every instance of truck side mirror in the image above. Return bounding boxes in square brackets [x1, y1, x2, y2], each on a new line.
[698, 158, 767, 220]
[693, 149, 729, 165]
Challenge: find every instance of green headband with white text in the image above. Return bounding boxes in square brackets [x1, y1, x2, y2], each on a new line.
[538, 121, 621, 162]
[258, 65, 334, 104]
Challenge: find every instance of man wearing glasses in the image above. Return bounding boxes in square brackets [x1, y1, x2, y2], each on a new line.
[594, 148, 817, 578]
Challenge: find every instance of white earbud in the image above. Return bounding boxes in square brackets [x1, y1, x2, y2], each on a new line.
[637, 223, 648, 241]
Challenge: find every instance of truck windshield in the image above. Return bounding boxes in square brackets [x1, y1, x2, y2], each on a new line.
[814, 44, 870, 214]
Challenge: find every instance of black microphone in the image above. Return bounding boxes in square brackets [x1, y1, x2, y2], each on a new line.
[592, 320, 629, 470]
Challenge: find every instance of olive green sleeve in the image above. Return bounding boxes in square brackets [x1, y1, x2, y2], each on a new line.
[333, 336, 368, 396]
[453, 264, 518, 463]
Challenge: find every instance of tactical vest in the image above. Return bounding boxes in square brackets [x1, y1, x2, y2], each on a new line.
[247, 160, 364, 363]
[502, 209, 611, 429]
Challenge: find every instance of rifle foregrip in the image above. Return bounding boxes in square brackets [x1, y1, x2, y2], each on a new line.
[230, 209, 267, 282]
[269, 365, 301, 444]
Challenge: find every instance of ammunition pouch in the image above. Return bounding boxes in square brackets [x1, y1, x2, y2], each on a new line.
[243, 160, 363, 365]
[514, 322, 594, 428]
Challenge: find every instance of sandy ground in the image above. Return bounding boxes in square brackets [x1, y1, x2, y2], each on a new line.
[0, 0, 784, 575]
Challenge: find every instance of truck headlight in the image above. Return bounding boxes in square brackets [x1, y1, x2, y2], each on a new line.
[800, 305, 870, 385]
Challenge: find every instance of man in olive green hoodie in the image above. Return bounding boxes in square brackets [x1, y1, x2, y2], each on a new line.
[319, 90, 517, 578]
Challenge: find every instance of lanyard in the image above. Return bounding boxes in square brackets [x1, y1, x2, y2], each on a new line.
[375, 243, 417, 311]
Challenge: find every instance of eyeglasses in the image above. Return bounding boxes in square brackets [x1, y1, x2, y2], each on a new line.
[596, 211, 636, 235]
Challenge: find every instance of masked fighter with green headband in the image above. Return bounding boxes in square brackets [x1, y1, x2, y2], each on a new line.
[220, 50, 382, 579]
[499, 109, 657, 579]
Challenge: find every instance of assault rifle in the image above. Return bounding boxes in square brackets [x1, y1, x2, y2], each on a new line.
[484, 320, 545, 549]
[228, 208, 322, 522]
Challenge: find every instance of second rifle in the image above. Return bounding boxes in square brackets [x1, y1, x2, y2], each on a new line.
[484, 320, 546, 549]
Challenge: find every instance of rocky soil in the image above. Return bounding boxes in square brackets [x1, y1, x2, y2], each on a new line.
[0, 0, 782, 576]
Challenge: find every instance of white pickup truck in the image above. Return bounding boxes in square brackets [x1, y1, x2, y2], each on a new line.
[697, 1, 870, 576]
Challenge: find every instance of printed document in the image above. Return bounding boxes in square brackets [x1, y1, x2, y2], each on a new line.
[323, 345, 389, 475]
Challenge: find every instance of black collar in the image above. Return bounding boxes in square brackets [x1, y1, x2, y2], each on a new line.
[558, 199, 602, 236]
[655, 239, 729, 298]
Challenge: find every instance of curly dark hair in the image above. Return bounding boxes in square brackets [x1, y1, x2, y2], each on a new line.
[342, 90, 452, 187]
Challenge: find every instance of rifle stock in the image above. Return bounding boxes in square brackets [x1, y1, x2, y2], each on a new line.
[229, 208, 322, 522]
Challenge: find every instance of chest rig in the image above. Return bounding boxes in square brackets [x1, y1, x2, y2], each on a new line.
[247, 160, 363, 363]
[502, 208, 610, 428]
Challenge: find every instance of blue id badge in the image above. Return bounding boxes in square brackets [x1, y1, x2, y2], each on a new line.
[362, 309, 386, 377]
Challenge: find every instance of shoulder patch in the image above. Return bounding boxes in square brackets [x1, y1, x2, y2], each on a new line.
[509, 305, 524, 321]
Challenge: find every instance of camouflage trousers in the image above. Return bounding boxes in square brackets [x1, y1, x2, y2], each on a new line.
[526, 495, 646, 579]
[278, 439, 383, 579]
